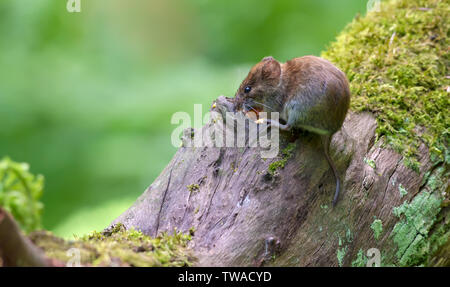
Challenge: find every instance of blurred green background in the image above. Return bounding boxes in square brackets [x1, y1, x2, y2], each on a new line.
[0, 0, 367, 237]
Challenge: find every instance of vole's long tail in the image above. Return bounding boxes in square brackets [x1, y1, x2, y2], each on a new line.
[321, 135, 340, 207]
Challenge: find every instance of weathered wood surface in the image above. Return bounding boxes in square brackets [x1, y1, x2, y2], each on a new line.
[0, 207, 60, 267]
[112, 98, 448, 266]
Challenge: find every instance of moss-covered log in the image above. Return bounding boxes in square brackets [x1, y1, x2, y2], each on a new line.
[111, 0, 449, 267]
[28, 224, 195, 267]
[0, 207, 51, 266]
[1, 0, 447, 267]
[0, 207, 194, 267]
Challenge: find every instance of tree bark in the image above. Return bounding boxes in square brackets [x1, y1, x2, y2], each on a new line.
[0, 207, 59, 267]
[1, 0, 445, 267]
[111, 97, 449, 266]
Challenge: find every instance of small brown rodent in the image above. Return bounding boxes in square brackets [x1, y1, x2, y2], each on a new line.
[235, 55, 350, 206]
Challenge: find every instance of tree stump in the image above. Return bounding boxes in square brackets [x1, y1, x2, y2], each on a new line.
[111, 0, 450, 266]
[111, 95, 448, 266]
[2, 0, 446, 267]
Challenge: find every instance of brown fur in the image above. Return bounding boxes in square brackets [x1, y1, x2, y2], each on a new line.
[236, 56, 350, 134]
[235, 55, 351, 206]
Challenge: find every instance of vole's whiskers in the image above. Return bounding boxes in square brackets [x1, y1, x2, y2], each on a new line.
[274, 97, 283, 106]
[245, 104, 258, 114]
[253, 101, 274, 111]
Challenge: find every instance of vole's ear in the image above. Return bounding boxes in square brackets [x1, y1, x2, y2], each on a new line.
[261, 58, 281, 85]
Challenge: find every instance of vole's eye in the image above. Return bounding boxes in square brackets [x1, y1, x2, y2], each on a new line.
[244, 86, 252, 93]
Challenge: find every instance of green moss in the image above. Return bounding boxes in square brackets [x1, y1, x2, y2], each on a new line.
[371, 218, 383, 240]
[427, 166, 446, 192]
[323, 0, 449, 171]
[29, 223, 195, 267]
[346, 228, 353, 242]
[0, 157, 44, 233]
[428, 231, 450, 266]
[268, 143, 296, 175]
[337, 246, 348, 267]
[391, 165, 448, 270]
[352, 249, 368, 267]
[336, 230, 353, 266]
[187, 184, 200, 193]
[391, 191, 442, 266]
[364, 157, 376, 169]
[398, 184, 408, 198]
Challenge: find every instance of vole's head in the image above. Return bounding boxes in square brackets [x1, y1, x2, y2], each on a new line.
[235, 56, 282, 114]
